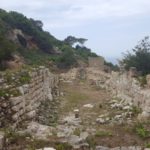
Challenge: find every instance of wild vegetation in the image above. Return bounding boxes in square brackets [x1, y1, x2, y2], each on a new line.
[121, 36, 150, 75]
[0, 9, 99, 70]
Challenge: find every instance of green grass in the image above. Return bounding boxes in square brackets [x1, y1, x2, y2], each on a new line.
[73, 128, 81, 136]
[95, 130, 113, 137]
[145, 143, 150, 148]
[62, 85, 89, 112]
[131, 106, 142, 116]
[55, 142, 72, 150]
[86, 135, 96, 149]
[134, 123, 150, 139]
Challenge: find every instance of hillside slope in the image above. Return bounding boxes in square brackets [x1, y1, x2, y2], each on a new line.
[0, 9, 97, 71]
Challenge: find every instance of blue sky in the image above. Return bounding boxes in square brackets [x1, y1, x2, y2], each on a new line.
[1, 0, 150, 63]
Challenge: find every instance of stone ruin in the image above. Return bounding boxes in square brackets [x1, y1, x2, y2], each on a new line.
[0, 66, 60, 128]
[88, 56, 105, 70]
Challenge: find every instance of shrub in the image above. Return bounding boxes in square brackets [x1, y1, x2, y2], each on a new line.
[134, 123, 150, 139]
[86, 135, 96, 149]
[55, 143, 72, 150]
[131, 106, 142, 116]
[137, 76, 147, 87]
[73, 128, 81, 136]
[121, 36, 150, 75]
[19, 72, 31, 84]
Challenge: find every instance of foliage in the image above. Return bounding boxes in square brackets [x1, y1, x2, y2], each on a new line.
[19, 71, 31, 84]
[121, 36, 150, 75]
[57, 45, 77, 68]
[95, 130, 112, 137]
[145, 143, 150, 148]
[64, 35, 87, 46]
[0, 88, 21, 99]
[134, 123, 150, 139]
[0, 8, 100, 70]
[55, 142, 72, 150]
[75, 45, 97, 60]
[131, 106, 142, 116]
[4, 128, 31, 144]
[86, 135, 96, 149]
[0, 9, 58, 53]
[73, 128, 81, 136]
[0, 35, 16, 66]
[104, 61, 119, 71]
[137, 76, 147, 87]
[4, 69, 31, 85]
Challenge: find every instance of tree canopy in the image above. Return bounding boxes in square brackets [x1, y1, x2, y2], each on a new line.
[64, 36, 87, 46]
[0, 9, 99, 70]
[121, 36, 150, 75]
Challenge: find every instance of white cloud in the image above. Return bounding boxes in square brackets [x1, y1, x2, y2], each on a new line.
[1, 0, 150, 28]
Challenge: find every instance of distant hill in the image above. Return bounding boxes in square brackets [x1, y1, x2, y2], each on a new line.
[0, 9, 98, 71]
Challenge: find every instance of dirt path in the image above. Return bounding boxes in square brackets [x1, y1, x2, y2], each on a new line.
[59, 81, 110, 116]
[58, 80, 149, 148]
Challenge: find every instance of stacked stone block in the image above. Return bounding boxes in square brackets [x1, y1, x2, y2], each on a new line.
[0, 67, 59, 128]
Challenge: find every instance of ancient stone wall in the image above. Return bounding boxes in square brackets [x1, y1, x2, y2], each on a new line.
[76, 67, 150, 120]
[88, 56, 104, 70]
[105, 72, 150, 119]
[0, 67, 59, 128]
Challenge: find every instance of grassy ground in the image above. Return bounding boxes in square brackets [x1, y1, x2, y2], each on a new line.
[58, 80, 150, 148]
[5, 79, 150, 149]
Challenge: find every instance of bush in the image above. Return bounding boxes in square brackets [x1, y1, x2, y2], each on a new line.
[55, 143, 72, 150]
[86, 135, 96, 149]
[19, 72, 31, 84]
[121, 36, 150, 75]
[73, 128, 81, 136]
[134, 123, 150, 139]
[131, 106, 142, 116]
[57, 45, 77, 68]
[137, 76, 147, 87]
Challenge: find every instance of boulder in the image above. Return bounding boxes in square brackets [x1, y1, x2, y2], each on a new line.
[43, 148, 56, 150]
[138, 111, 150, 121]
[96, 146, 110, 150]
[83, 104, 94, 108]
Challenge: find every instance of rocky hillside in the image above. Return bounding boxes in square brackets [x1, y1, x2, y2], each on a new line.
[0, 9, 98, 71]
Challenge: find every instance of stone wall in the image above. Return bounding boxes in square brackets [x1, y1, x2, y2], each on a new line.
[0, 67, 59, 128]
[105, 72, 150, 119]
[75, 67, 150, 120]
[88, 56, 104, 70]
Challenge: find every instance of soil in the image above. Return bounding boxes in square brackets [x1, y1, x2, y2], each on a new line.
[58, 80, 150, 148]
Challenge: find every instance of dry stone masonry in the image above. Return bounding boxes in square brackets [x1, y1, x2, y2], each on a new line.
[105, 71, 150, 120]
[0, 66, 59, 128]
[84, 67, 150, 120]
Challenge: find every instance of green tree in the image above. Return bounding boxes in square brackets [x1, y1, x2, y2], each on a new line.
[57, 45, 77, 68]
[64, 36, 87, 46]
[121, 36, 150, 75]
[0, 35, 16, 69]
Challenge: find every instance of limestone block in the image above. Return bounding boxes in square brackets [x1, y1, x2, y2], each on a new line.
[43, 148, 56, 150]
[96, 146, 109, 150]
[1, 102, 8, 108]
[12, 113, 19, 121]
[18, 86, 24, 95]
[110, 147, 120, 150]
[146, 74, 150, 88]
[10, 96, 22, 106]
[26, 110, 36, 119]
[12, 105, 20, 112]
[0, 131, 5, 150]
[138, 111, 150, 121]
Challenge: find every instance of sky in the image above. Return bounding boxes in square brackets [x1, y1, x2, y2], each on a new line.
[1, 0, 150, 63]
